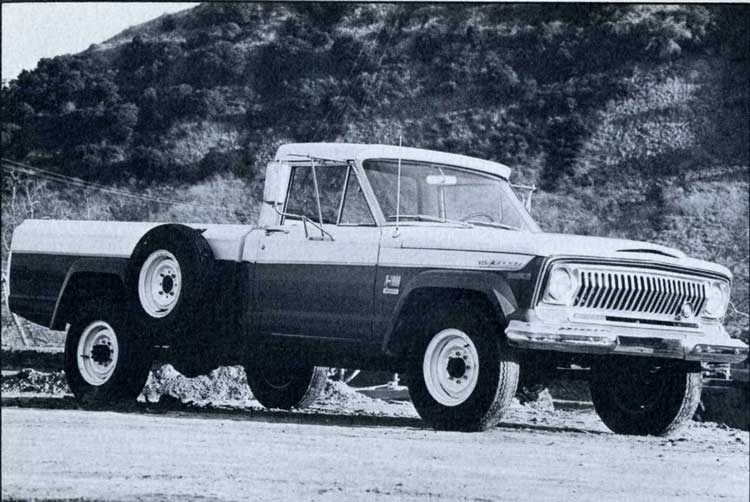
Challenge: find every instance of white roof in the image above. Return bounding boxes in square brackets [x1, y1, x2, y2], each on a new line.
[274, 143, 511, 179]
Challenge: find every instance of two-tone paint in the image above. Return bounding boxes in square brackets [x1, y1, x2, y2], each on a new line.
[8, 142, 747, 369]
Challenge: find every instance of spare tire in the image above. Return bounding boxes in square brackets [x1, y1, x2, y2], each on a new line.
[128, 224, 214, 337]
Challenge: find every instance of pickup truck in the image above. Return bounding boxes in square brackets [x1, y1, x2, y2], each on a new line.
[8, 143, 748, 434]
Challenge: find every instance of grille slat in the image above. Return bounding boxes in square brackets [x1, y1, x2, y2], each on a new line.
[669, 282, 685, 315]
[653, 278, 665, 314]
[650, 278, 664, 313]
[634, 276, 650, 312]
[695, 284, 706, 314]
[608, 274, 624, 310]
[623, 275, 640, 312]
[615, 275, 631, 311]
[570, 268, 708, 319]
[660, 279, 674, 315]
[644, 277, 656, 313]
[690, 284, 698, 307]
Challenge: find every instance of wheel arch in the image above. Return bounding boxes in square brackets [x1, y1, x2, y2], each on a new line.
[382, 270, 518, 358]
[51, 258, 128, 330]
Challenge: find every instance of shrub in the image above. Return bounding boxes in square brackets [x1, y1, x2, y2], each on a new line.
[160, 15, 177, 32]
[128, 146, 174, 181]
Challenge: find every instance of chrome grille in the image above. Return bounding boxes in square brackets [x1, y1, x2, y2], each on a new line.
[572, 268, 707, 318]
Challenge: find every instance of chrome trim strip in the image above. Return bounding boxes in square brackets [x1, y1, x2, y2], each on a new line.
[506, 320, 748, 364]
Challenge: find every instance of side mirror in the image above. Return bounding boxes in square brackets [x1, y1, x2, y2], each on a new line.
[510, 182, 535, 212]
[263, 161, 291, 205]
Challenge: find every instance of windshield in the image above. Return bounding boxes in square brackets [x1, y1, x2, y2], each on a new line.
[363, 159, 540, 231]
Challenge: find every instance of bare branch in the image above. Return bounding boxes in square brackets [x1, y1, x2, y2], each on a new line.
[1, 263, 30, 347]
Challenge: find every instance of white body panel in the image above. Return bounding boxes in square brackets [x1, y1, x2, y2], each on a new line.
[274, 143, 512, 179]
[256, 223, 380, 266]
[379, 246, 533, 271]
[380, 225, 730, 278]
[12, 218, 731, 279]
[11, 220, 255, 262]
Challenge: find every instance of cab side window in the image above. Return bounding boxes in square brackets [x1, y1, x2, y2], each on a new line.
[340, 170, 375, 225]
[285, 164, 375, 226]
[285, 165, 347, 224]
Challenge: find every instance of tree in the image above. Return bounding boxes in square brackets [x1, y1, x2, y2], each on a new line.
[128, 146, 173, 181]
[107, 103, 139, 143]
[186, 42, 246, 87]
[541, 114, 589, 190]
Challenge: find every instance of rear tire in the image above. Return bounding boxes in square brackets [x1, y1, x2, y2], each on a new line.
[64, 300, 153, 406]
[589, 357, 702, 436]
[245, 363, 328, 409]
[407, 301, 519, 431]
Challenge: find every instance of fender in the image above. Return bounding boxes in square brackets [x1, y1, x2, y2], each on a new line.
[382, 269, 518, 354]
[50, 257, 129, 330]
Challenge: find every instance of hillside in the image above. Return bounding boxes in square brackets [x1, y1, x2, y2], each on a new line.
[1, 3, 748, 343]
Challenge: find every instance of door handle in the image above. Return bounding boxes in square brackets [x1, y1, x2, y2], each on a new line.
[264, 227, 289, 236]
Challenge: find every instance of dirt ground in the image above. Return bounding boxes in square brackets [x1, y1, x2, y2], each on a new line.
[2, 366, 749, 502]
[2, 406, 748, 502]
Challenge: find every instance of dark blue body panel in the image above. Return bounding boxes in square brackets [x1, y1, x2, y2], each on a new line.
[9, 253, 128, 328]
[8, 250, 542, 369]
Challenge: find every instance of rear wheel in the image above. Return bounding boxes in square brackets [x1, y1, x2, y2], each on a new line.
[64, 300, 153, 405]
[589, 357, 702, 436]
[407, 302, 519, 431]
[245, 363, 327, 409]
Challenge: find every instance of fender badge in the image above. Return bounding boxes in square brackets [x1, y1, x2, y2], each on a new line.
[383, 275, 401, 295]
[478, 258, 525, 269]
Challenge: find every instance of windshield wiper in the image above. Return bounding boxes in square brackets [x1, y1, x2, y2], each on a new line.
[465, 220, 521, 231]
[387, 214, 473, 228]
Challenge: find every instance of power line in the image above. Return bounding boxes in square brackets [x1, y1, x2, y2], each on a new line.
[1, 158, 255, 217]
[3, 159, 188, 205]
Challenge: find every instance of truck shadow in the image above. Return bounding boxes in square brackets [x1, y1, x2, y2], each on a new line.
[1, 395, 608, 435]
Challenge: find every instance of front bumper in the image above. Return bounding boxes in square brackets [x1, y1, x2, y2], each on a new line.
[505, 319, 748, 364]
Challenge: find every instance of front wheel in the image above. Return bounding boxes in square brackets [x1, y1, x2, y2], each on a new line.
[407, 304, 519, 431]
[245, 363, 327, 410]
[589, 357, 702, 436]
[64, 300, 153, 406]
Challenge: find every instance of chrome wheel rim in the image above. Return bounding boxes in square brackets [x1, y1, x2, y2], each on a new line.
[77, 321, 119, 386]
[423, 328, 479, 407]
[138, 250, 181, 318]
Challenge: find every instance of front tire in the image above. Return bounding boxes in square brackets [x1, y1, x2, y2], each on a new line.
[589, 357, 702, 436]
[64, 300, 153, 405]
[407, 302, 519, 431]
[245, 363, 327, 409]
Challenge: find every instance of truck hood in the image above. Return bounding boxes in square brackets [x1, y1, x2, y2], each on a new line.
[392, 226, 731, 278]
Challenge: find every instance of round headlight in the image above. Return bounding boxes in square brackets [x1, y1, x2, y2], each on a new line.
[545, 267, 577, 305]
[703, 281, 729, 318]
